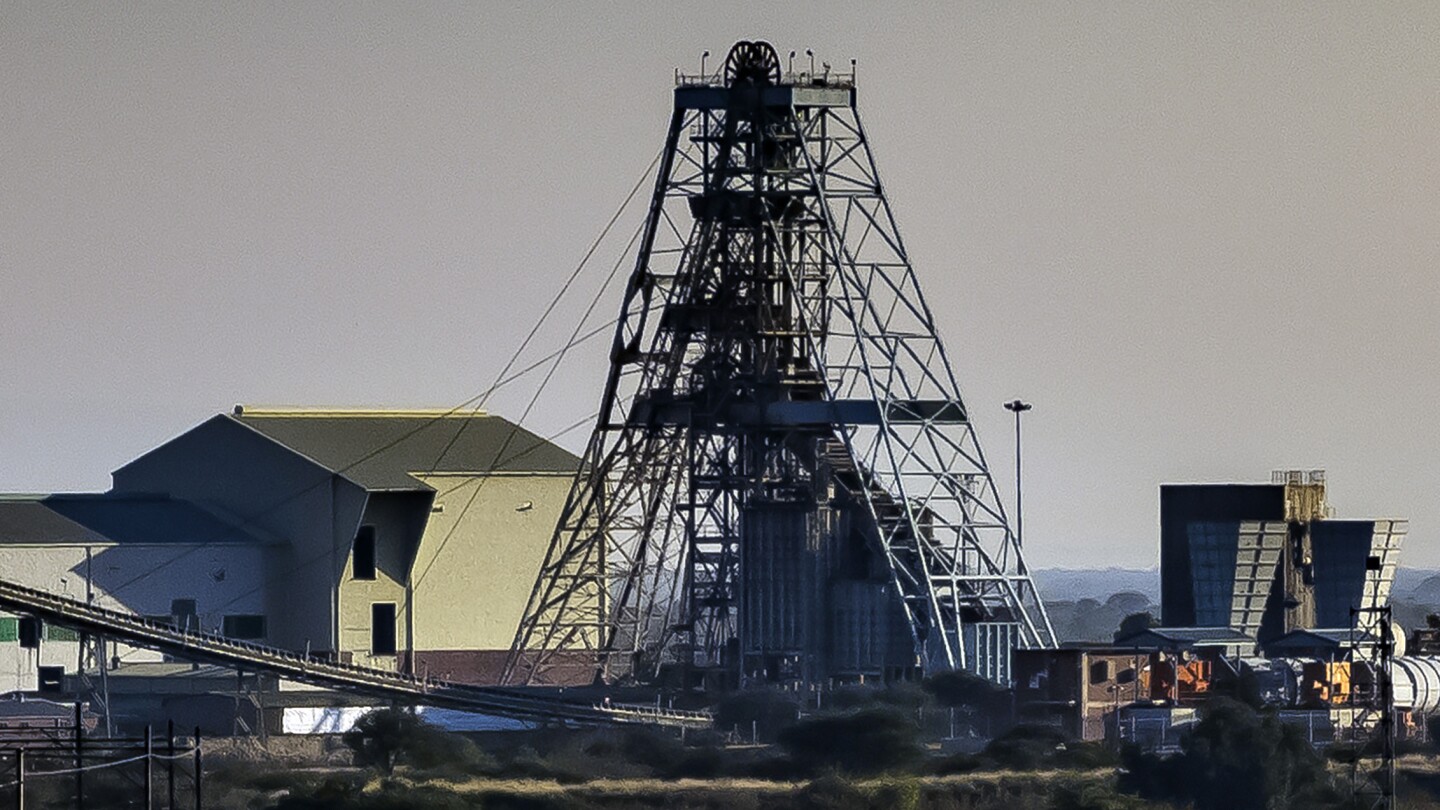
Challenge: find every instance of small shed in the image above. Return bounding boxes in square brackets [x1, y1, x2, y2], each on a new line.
[1113, 626, 1256, 659]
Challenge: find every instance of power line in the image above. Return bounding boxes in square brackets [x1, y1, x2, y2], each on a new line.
[92, 147, 659, 603]
[95, 318, 616, 603]
[409, 214, 646, 591]
[193, 149, 659, 621]
[198, 412, 599, 617]
[418, 146, 664, 482]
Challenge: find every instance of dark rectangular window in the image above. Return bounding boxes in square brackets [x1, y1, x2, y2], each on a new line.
[18, 617, 42, 649]
[222, 615, 267, 640]
[353, 526, 377, 581]
[37, 666, 64, 693]
[371, 603, 397, 655]
[171, 599, 199, 632]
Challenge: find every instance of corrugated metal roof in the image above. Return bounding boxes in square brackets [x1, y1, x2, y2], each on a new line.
[0, 498, 107, 544]
[0, 494, 267, 546]
[1116, 626, 1254, 647]
[0, 697, 75, 720]
[1267, 628, 1377, 647]
[229, 408, 581, 491]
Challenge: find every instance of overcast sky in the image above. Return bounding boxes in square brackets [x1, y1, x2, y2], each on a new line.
[3, 3, 1437, 569]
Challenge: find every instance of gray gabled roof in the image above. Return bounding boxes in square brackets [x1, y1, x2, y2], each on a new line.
[1115, 626, 1254, 648]
[229, 408, 581, 491]
[0, 494, 268, 546]
[1265, 628, 1377, 648]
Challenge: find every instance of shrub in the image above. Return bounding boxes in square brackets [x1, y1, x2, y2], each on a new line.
[1049, 781, 1151, 810]
[924, 670, 1009, 737]
[976, 725, 1117, 772]
[795, 774, 868, 810]
[926, 752, 984, 776]
[341, 708, 488, 775]
[1119, 697, 1338, 810]
[1113, 612, 1158, 641]
[924, 670, 1004, 709]
[777, 707, 923, 776]
[982, 725, 1068, 770]
[868, 776, 921, 810]
[714, 688, 802, 742]
[824, 682, 929, 712]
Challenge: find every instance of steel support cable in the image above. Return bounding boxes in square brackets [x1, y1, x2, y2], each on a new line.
[93, 320, 617, 604]
[429, 412, 598, 499]
[421, 208, 650, 506]
[83, 149, 662, 605]
[408, 210, 648, 593]
[417, 146, 665, 481]
[42, 145, 678, 696]
[196, 411, 600, 617]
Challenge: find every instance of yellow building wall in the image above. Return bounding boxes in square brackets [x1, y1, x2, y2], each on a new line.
[409, 472, 572, 653]
[337, 492, 424, 670]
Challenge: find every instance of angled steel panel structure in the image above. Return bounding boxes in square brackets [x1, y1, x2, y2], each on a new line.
[505, 41, 1055, 688]
[1230, 521, 1285, 640]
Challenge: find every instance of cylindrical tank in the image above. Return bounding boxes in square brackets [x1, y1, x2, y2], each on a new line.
[1392, 657, 1440, 713]
[1245, 658, 1303, 707]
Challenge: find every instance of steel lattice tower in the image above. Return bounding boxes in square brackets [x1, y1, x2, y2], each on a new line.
[504, 41, 1055, 689]
[1349, 576, 1397, 810]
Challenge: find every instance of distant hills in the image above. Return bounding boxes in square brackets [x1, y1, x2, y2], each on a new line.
[1033, 568, 1159, 603]
[1033, 567, 1440, 643]
[1034, 567, 1440, 604]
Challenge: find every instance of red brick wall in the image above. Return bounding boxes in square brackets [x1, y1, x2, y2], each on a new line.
[399, 650, 597, 686]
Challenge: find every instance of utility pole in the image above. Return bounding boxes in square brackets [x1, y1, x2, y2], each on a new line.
[167, 721, 176, 810]
[193, 727, 202, 810]
[144, 724, 153, 810]
[1004, 400, 1032, 548]
[74, 701, 84, 810]
[1350, 553, 1396, 810]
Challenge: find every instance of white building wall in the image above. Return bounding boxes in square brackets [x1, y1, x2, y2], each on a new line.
[281, 705, 533, 734]
[0, 542, 269, 693]
[111, 416, 364, 654]
[0, 640, 78, 695]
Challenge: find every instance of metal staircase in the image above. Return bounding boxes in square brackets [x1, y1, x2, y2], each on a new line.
[0, 579, 710, 729]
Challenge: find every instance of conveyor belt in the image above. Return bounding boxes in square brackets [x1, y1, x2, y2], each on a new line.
[0, 579, 710, 729]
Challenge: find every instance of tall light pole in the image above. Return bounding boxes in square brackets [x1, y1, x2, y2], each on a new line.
[1004, 400, 1032, 548]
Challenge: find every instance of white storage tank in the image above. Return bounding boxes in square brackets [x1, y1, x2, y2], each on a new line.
[1391, 656, 1440, 713]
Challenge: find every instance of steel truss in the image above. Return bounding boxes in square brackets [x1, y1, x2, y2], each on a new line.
[1349, 589, 1396, 808]
[505, 40, 1055, 688]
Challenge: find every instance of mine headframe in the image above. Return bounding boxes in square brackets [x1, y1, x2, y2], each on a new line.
[504, 41, 1056, 689]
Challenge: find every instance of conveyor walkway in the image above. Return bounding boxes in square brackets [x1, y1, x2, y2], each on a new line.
[0, 579, 711, 729]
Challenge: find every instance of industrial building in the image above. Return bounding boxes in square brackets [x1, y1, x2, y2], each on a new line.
[1014, 469, 1420, 751]
[0, 407, 578, 695]
[1159, 470, 1404, 643]
[1016, 640, 1440, 749]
